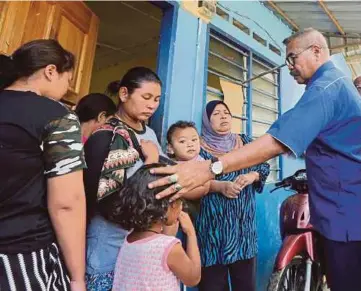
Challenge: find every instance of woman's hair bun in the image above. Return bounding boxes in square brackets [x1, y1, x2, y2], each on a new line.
[106, 80, 121, 96]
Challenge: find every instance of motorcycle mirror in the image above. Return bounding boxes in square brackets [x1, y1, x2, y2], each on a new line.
[270, 186, 283, 193]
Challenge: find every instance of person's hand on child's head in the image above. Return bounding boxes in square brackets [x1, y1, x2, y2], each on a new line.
[178, 211, 195, 236]
[220, 181, 241, 199]
[140, 139, 159, 164]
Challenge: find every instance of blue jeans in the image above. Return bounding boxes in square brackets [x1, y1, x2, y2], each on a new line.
[86, 215, 128, 275]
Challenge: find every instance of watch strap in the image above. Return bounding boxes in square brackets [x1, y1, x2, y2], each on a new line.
[210, 156, 222, 177]
[211, 156, 219, 163]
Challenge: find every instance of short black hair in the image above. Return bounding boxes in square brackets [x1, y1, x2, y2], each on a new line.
[167, 120, 198, 144]
[75, 93, 116, 123]
[108, 163, 176, 231]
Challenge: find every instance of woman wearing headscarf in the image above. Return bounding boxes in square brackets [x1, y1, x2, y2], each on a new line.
[196, 100, 270, 291]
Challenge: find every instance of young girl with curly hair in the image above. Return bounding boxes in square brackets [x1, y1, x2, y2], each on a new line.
[109, 164, 201, 291]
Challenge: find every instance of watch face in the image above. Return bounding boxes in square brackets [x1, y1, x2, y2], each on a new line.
[212, 161, 223, 175]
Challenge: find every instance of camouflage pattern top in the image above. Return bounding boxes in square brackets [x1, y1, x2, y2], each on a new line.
[0, 90, 86, 253]
[43, 111, 86, 177]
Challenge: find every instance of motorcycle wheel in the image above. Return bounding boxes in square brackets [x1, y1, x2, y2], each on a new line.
[267, 256, 325, 291]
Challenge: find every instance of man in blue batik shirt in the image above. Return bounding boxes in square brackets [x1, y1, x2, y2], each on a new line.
[150, 28, 361, 291]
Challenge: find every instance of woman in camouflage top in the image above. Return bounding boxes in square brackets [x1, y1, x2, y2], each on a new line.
[0, 40, 87, 291]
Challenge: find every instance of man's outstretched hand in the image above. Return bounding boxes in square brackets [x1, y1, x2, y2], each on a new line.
[148, 160, 214, 202]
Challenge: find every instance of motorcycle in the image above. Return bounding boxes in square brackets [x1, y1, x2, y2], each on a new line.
[267, 170, 329, 291]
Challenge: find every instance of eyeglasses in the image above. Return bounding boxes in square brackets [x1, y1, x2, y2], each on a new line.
[285, 45, 315, 67]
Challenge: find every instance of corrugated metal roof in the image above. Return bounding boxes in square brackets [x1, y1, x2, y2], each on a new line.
[263, 0, 361, 78]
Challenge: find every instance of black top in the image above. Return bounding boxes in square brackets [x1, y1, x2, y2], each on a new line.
[0, 90, 86, 253]
[83, 129, 114, 219]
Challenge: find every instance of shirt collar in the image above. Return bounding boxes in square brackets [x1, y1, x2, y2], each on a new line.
[305, 60, 335, 90]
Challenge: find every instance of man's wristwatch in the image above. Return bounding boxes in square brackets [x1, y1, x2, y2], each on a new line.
[210, 157, 223, 177]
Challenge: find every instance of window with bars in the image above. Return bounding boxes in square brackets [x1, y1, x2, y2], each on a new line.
[206, 33, 280, 182]
[207, 34, 248, 134]
[251, 57, 280, 182]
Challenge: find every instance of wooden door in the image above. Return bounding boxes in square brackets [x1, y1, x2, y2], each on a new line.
[0, 1, 99, 104]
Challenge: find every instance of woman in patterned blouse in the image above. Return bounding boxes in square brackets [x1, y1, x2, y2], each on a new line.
[197, 100, 270, 291]
[84, 67, 169, 290]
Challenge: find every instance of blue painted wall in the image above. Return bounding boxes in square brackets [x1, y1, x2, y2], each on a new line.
[153, 2, 178, 144]
[211, 1, 290, 66]
[156, 1, 299, 290]
[156, 1, 352, 290]
[154, 5, 208, 146]
[157, 0, 294, 134]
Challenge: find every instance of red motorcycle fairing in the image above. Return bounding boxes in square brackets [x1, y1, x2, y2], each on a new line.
[274, 232, 315, 271]
[279, 193, 310, 239]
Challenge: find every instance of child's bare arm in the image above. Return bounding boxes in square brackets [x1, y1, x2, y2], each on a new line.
[181, 181, 210, 200]
[182, 180, 241, 200]
[209, 180, 241, 199]
[140, 140, 159, 164]
[209, 180, 224, 192]
[181, 180, 239, 199]
[167, 212, 201, 286]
